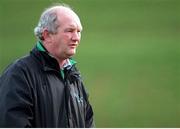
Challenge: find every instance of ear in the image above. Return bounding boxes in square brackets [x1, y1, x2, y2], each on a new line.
[42, 29, 52, 42]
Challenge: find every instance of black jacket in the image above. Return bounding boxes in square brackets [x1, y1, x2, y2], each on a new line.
[0, 47, 94, 127]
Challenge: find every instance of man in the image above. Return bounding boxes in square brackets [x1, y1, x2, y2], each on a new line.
[0, 4, 94, 128]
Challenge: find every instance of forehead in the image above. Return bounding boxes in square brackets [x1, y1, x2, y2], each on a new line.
[56, 8, 82, 30]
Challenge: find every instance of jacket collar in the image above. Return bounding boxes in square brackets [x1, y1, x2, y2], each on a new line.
[31, 46, 60, 72]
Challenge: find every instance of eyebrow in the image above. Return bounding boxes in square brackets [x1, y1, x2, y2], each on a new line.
[69, 24, 83, 31]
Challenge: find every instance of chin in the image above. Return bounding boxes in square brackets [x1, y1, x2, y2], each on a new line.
[70, 50, 76, 55]
[65, 49, 76, 58]
[67, 52, 76, 58]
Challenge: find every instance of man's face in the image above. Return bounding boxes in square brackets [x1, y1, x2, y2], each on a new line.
[49, 9, 82, 60]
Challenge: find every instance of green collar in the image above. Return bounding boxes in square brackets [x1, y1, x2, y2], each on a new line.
[37, 41, 46, 52]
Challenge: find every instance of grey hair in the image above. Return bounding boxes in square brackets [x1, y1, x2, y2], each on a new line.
[34, 4, 72, 40]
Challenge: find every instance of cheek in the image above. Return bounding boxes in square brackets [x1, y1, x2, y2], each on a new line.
[53, 34, 71, 49]
[58, 34, 71, 43]
[64, 34, 71, 40]
[55, 38, 67, 52]
[51, 38, 63, 51]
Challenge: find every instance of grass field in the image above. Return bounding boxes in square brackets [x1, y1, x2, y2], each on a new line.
[0, 0, 180, 127]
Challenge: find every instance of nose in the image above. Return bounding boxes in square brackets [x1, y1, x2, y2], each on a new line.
[72, 32, 81, 42]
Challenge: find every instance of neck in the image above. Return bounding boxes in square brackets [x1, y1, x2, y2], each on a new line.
[48, 53, 68, 69]
[56, 58, 67, 69]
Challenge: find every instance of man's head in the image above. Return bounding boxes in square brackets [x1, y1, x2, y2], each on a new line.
[34, 4, 82, 60]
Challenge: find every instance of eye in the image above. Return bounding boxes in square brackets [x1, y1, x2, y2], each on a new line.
[65, 28, 81, 34]
[77, 29, 82, 34]
[65, 28, 73, 33]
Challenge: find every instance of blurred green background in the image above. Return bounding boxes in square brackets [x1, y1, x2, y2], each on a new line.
[0, 0, 180, 127]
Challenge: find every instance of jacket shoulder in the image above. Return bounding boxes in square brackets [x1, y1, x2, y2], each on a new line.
[3, 53, 40, 73]
[0, 54, 41, 86]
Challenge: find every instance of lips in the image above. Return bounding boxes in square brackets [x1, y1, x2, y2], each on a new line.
[69, 43, 78, 48]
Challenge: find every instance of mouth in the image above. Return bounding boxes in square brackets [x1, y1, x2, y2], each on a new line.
[69, 43, 78, 49]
